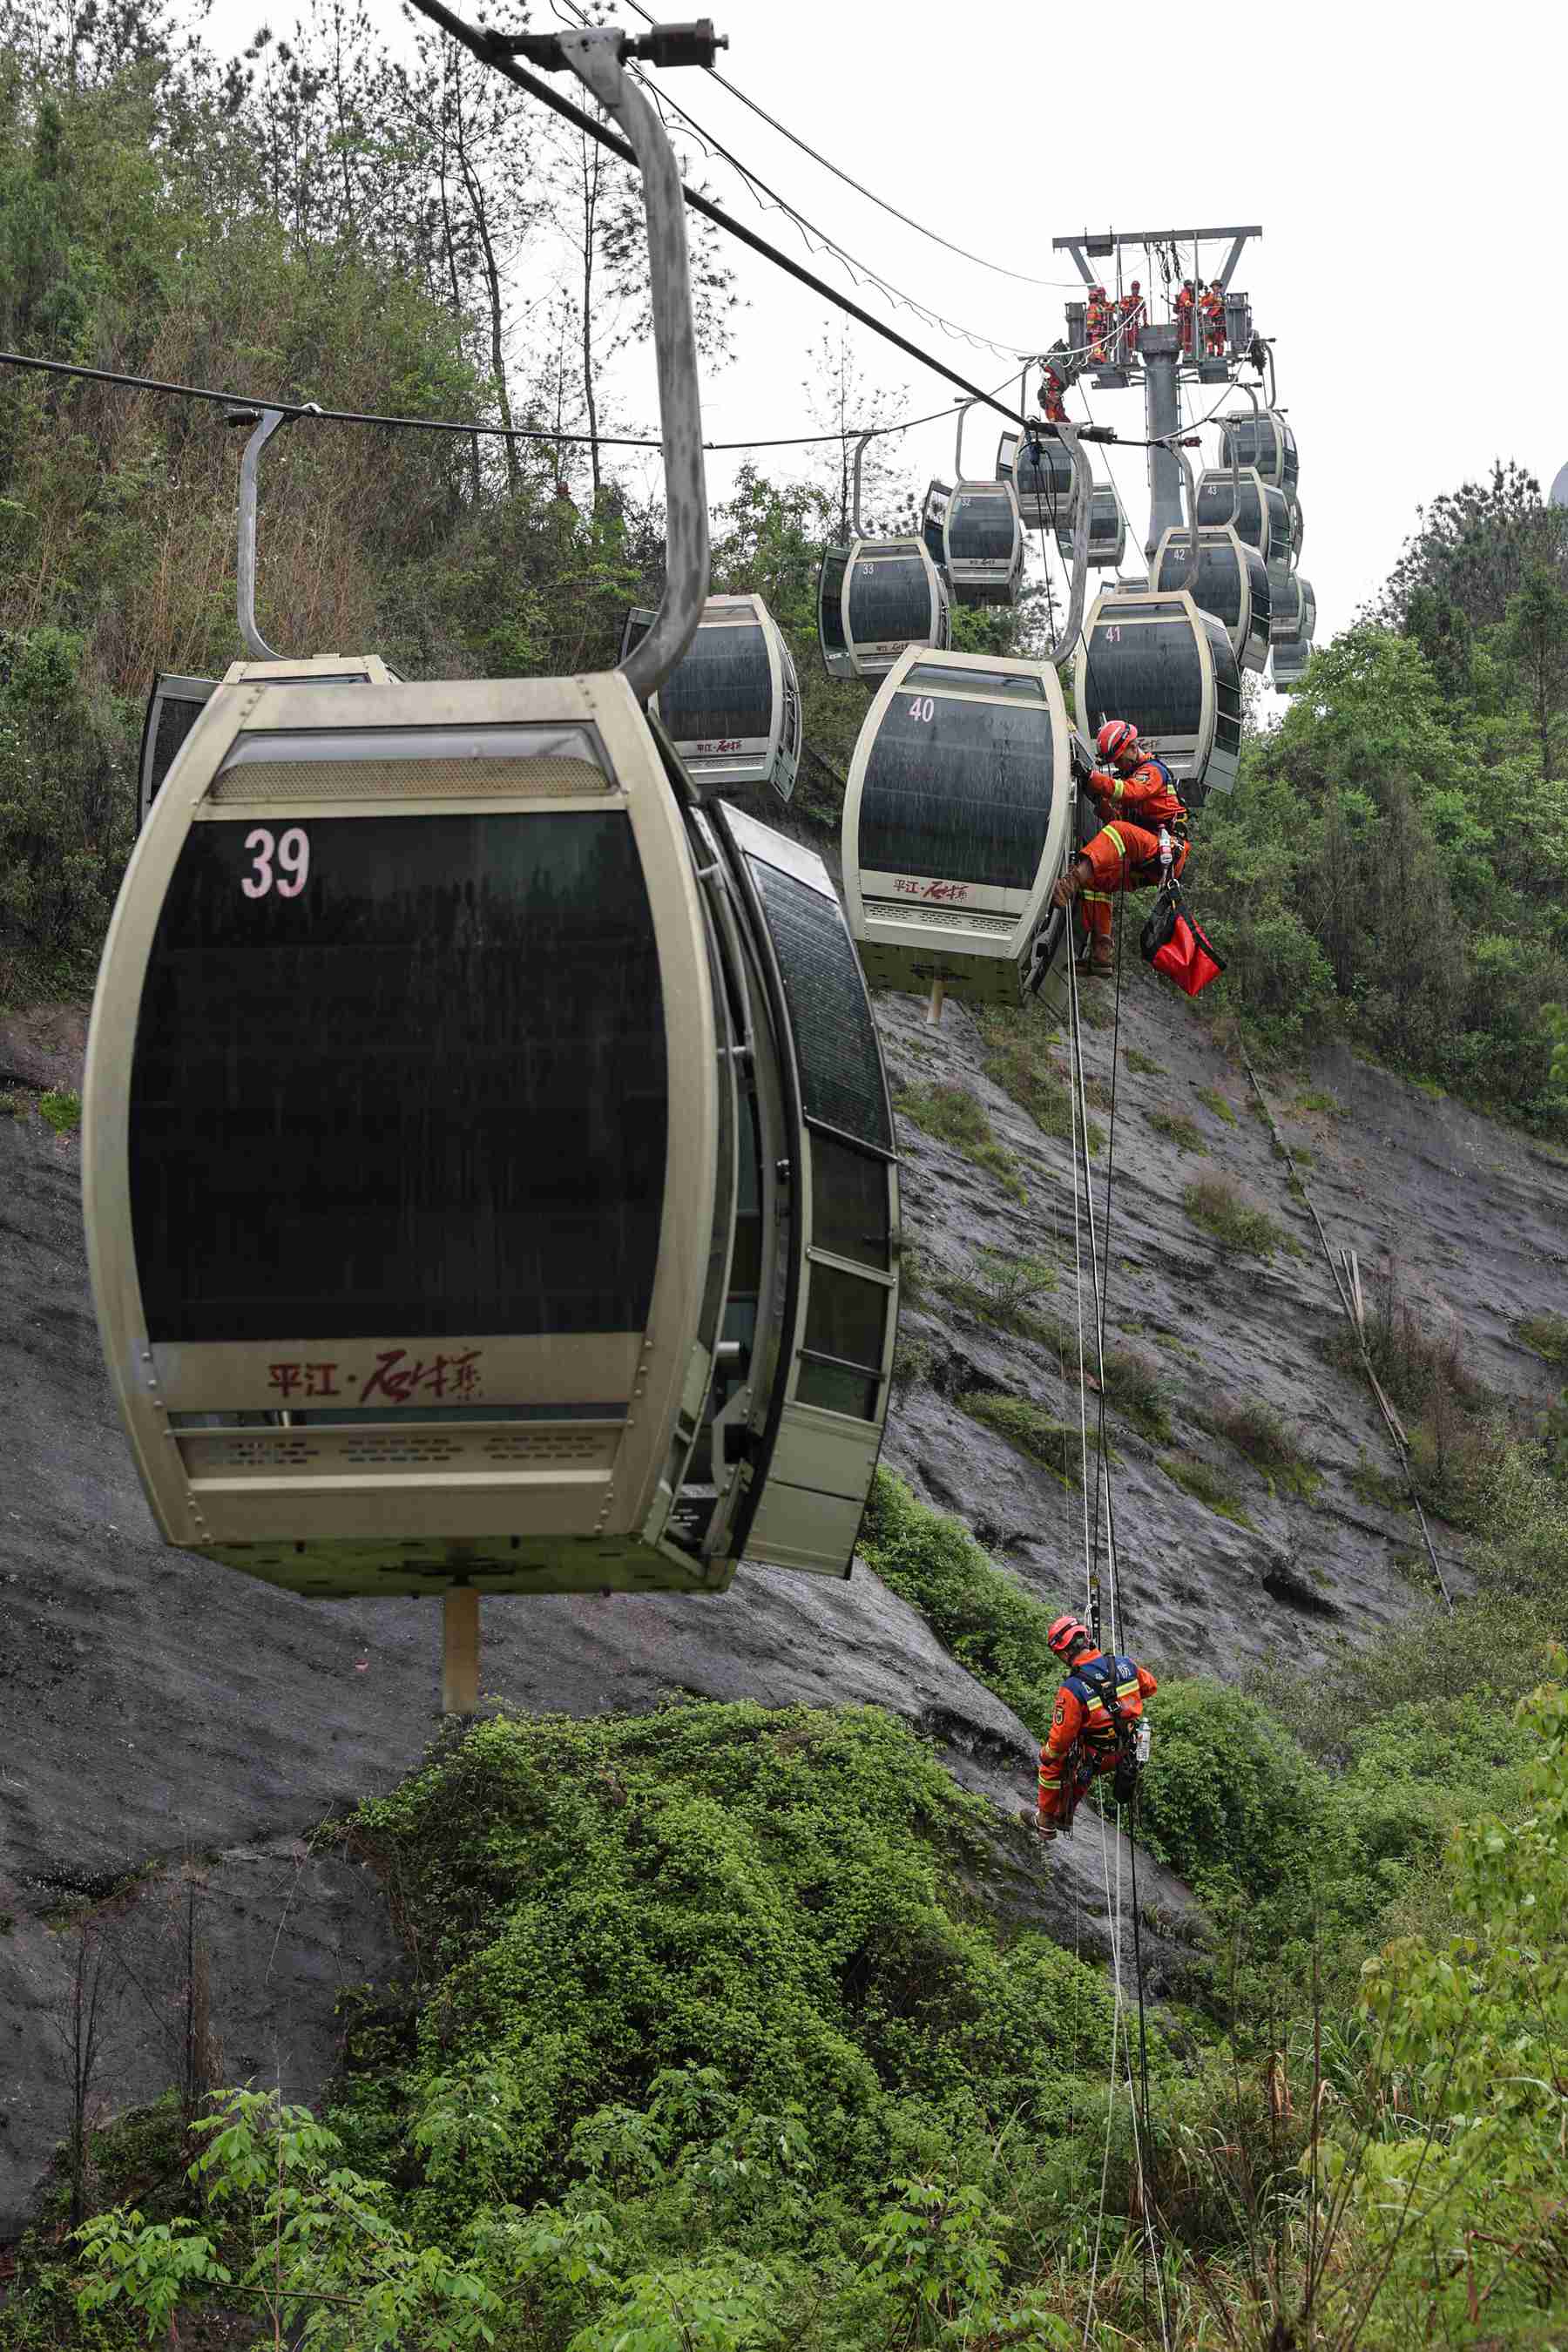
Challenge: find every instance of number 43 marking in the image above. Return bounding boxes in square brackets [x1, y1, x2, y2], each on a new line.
[242, 826, 310, 898]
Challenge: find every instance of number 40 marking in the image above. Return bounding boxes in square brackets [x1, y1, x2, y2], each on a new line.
[241, 826, 310, 898]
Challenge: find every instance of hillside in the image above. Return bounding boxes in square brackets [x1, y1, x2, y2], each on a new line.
[4, 948, 1565, 2253]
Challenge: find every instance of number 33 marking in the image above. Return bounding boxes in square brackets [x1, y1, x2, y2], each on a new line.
[241, 827, 310, 898]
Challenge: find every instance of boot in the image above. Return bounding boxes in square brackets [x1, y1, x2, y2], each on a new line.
[1082, 934, 1114, 980]
[1051, 855, 1093, 911]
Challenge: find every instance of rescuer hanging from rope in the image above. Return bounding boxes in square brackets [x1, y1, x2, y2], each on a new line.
[1032, 1615, 1158, 1837]
[1051, 720, 1189, 978]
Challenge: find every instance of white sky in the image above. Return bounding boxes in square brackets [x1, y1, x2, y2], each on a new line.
[202, 0, 1568, 644]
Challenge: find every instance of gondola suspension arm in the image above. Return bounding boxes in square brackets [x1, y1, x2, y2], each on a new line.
[1041, 422, 1093, 666]
[227, 403, 318, 662]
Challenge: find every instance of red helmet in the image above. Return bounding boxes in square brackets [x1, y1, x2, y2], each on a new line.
[1048, 1614, 1090, 1659]
[1096, 719, 1140, 767]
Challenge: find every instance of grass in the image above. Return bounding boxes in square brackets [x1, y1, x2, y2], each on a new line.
[1290, 1143, 1316, 1169]
[1146, 1107, 1208, 1154]
[1294, 1089, 1341, 1115]
[891, 1330, 936, 1389]
[975, 1005, 1104, 1154]
[1195, 1085, 1238, 1127]
[895, 1082, 1026, 1202]
[1182, 1176, 1286, 1260]
[958, 1391, 1081, 1487]
[1124, 1045, 1160, 1076]
[1159, 1454, 1254, 1528]
[37, 1088, 81, 1133]
[1517, 1312, 1568, 1367]
[1324, 1269, 1504, 1529]
[1349, 1459, 1409, 1513]
[1201, 1399, 1321, 1499]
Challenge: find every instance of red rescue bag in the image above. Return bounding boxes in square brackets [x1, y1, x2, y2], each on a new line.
[1140, 888, 1225, 999]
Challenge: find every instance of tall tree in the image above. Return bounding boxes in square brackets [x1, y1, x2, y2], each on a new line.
[1501, 564, 1568, 781]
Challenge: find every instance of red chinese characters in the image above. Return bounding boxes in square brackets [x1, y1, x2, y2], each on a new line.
[892, 877, 970, 903]
[265, 1348, 484, 1406]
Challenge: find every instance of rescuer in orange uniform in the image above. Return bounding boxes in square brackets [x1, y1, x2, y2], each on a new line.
[1116, 280, 1144, 360]
[1037, 360, 1069, 424]
[1051, 720, 1190, 977]
[1201, 279, 1227, 357]
[1175, 279, 1196, 355]
[1085, 285, 1113, 362]
[1034, 1614, 1158, 1835]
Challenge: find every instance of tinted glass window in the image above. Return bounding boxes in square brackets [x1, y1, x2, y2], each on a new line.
[903, 662, 1044, 703]
[819, 555, 848, 654]
[746, 856, 891, 1152]
[947, 491, 1016, 564]
[1017, 441, 1073, 499]
[130, 811, 666, 1343]
[661, 622, 770, 741]
[1202, 618, 1244, 756]
[1245, 550, 1272, 636]
[847, 553, 931, 643]
[1159, 541, 1240, 630]
[811, 1131, 889, 1270]
[797, 1360, 879, 1419]
[861, 689, 1054, 890]
[142, 683, 215, 822]
[1082, 618, 1202, 740]
[804, 1261, 887, 1382]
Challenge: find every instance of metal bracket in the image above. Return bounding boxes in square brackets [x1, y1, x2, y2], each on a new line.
[226, 402, 321, 661]
[1042, 422, 1093, 666]
[557, 28, 712, 706]
[850, 429, 872, 537]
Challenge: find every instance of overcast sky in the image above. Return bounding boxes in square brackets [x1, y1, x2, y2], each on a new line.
[206, 0, 1567, 645]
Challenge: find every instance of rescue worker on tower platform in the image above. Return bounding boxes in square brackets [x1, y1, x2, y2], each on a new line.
[1085, 284, 1113, 363]
[1201, 278, 1227, 358]
[1033, 1614, 1158, 1837]
[1175, 278, 1196, 355]
[1051, 720, 1190, 977]
[1116, 280, 1145, 361]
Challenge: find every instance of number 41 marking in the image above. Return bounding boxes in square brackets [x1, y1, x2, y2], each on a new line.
[242, 827, 310, 898]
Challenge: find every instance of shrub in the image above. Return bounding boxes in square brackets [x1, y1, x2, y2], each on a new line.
[1294, 1090, 1341, 1115]
[1146, 1107, 1207, 1154]
[895, 1083, 1026, 1202]
[1182, 1177, 1284, 1260]
[859, 1470, 1064, 1739]
[975, 1007, 1104, 1155]
[1137, 1680, 1340, 1903]
[936, 1249, 1058, 1342]
[1124, 1045, 1160, 1076]
[1200, 1400, 1320, 1499]
[1158, 1456, 1254, 1528]
[1517, 1310, 1568, 1366]
[37, 1088, 81, 1134]
[1195, 1087, 1238, 1127]
[1101, 1346, 1173, 1446]
[958, 1392, 1080, 1488]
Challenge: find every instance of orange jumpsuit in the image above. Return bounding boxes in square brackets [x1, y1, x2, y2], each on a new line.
[1038, 1648, 1158, 1822]
[1077, 758, 1190, 944]
[1039, 368, 1068, 423]
[1085, 294, 1112, 362]
[1202, 287, 1227, 356]
[1175, 285, 1196, 355]
[1117, 292, 1143, 357]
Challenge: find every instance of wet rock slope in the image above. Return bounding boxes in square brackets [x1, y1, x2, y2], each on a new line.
[3, 965, 1565, 2233]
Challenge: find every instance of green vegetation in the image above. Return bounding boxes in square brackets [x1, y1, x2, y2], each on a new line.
[975, 1004, 1103, 1153]
[1100, 1344, 1173, 1446]
[1145, 1106, 1207, 1153]
[1517, 1309, 1568, 1364]
[894, 1083, 1025, 1203]
[1294, 1089, 1341, 1115]
[1158, 1454, 1254, 1527]
[1123, 1044, 1160, 1076]
[957, 1390, 1079, 1487]
[1195, 1086, 1238, 1127]
[37, 1086, 80, 1133]
[934, 1248, 1058, 1342]
[1181, 1176, 1286, 1260]
[1200, 1399, 1320, 1498]
[1325, 1268, 1502, 1527]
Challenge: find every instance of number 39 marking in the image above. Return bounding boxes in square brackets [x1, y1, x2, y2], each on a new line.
[241, 827, 310, 899]
[907, 695, 936, 723]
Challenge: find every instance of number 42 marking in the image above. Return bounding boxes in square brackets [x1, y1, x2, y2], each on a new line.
[242, 827, 310, 898]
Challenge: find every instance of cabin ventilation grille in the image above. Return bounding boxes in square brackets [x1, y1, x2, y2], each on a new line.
[870, 903, 1015, 935]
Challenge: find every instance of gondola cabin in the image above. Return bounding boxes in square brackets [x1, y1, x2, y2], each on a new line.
[1218, 407, 1299, 495]
[841, 646, 1072, 1010]
[1194, 467, 1292, 585]
[1152, 526, 1271, 674]
[1056, 483, 1126, 571]
[84, 669, 899, 1597]
[139, 658, 398, 831]
[1272, 638, 1310, 690]
[818, 538, 950, 682]
[1073, 586, 1243, 801]
[1295, 578, 1317, 644]
[1012, 432, 1078, 531]
[996, 430, 1020, 483]
[1288, 494, 1305, 564]
[622, 593, 801, 801]
[1268, 571, 1304, 646]
[943, 480, 1024, 606]
[921, 479, 951, 570]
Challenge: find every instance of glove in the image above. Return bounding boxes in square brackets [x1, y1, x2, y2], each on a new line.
[1086, 768, 1117, 800]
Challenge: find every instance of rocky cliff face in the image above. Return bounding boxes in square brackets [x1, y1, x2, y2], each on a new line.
[3, 964, 1565, 2234]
